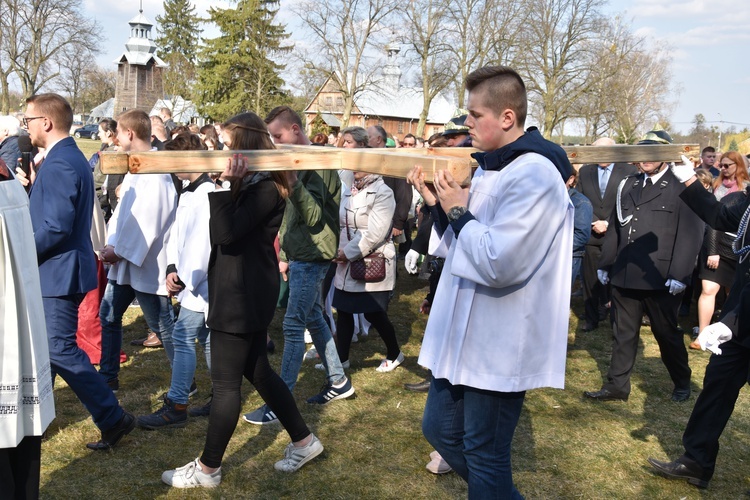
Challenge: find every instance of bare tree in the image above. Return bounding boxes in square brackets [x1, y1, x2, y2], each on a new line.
[1, 0, 101, 100]
[398, 0, 455, 137]
[55, 43, 103, 115]
[444, 0, 495, 109]
[606, 46, 676, 144]
[518, 0, 607, 139]
[293, 0, 398, 128]
[79, 66, 117, 114]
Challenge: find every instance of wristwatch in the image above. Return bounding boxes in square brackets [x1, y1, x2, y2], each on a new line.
[447, 206, 468, 222]
[220, 179, 231, 190]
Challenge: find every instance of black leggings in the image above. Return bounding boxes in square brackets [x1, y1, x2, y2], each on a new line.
[336, 310, 400, 363]
[200, 330, 310, 468]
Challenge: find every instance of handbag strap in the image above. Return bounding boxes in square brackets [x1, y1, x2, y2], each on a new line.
[344, 205, 394, 251]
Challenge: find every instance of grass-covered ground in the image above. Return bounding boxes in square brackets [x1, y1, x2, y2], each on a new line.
[39, 267, 750, 499]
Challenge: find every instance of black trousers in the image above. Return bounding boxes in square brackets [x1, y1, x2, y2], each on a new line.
[200, 330, 310, 468]
[582, 244, 610, 326]
[604, 287, 690, 395]
[0, 436, 42, 500]
[681, 339, 750, 480]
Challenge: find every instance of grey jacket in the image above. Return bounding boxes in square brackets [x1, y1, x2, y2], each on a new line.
[334, 177, 396, 292]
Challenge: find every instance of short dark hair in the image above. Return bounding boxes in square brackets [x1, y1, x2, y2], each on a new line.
[465, 66, 527, 126]
[702, 146, 716, 154]
[118, 110, 151, 141]
[404, 133, 416, 141]
[165, 132, 207, 151]
[98, 118, 117, 135]
[26, 93, 73, 132]
[265, 106, 302, 128]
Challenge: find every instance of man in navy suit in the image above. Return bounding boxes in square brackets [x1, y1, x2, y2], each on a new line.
[25, 93, 135, 450]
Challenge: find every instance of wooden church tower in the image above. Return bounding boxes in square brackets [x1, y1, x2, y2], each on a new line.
[113, 7, 166, 117]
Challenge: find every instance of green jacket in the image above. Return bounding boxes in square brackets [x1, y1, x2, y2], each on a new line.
[279, 169, 341, 262]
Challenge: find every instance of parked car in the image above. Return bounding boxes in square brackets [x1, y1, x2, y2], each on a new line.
[73, 124, 99, 140]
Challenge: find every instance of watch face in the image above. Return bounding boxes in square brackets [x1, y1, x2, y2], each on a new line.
[222, 180, 231, 189]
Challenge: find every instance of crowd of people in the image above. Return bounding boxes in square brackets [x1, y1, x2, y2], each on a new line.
[3, 64, 750, 498]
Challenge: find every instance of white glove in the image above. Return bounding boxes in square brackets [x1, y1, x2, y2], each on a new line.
[697, 322, 733, 355]
[597, 270, 609, 285]
[665, 279, 686, 295]
[671, 155, 696, 183]
[404, 249, 421, 275]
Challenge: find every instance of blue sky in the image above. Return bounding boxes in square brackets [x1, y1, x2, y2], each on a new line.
[89, 0, 748, 134]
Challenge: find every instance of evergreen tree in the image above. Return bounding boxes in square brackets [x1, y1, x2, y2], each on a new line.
[728, 139, 739, 152]
[196, 0, 291, 120]
[195, 0, 291, 121]
[155, 0, 203, 62]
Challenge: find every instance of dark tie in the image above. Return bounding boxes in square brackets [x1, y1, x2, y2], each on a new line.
[640, 177, 653, 199]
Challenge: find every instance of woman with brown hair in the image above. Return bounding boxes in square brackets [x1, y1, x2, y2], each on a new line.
[199, 124, 223, 150]
[162, 112, 323, 489]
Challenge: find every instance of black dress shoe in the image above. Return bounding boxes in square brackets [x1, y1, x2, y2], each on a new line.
[583, 388, 628, 401]
[671, 388, 691, 402]
[86, 411, 136, 451]
[580, 322, 597, 332]
[404, 378, 431, 392]
[647, 457, 709, 488]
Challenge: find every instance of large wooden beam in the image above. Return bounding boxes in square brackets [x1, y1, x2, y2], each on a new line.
[392, 144, 700, 165]
[100, 146, 475, 185]
[99, 143, 701, 186]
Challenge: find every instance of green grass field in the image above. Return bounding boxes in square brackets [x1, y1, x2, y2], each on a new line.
[40, 140, 749, 498]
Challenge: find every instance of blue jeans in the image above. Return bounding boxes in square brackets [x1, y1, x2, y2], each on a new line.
[279, 260, 345, 390]
[99, 280, 174, 382]
[44, 295, 123, 430]
[167, 308, 211, 404]
[423, 378, 526, 499]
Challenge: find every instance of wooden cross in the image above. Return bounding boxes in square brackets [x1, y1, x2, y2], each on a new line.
[99, 144, 700, 186]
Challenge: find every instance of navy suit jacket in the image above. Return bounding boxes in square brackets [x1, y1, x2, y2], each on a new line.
[29, 136, 97, 297]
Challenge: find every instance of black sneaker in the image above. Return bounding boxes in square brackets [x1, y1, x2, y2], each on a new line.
[137, 397, 188, 430]
[189, 379, 198, 398]
[188, 395, 212, 417]
[306, 378, 355, 405]
[107, 378, 119, 394]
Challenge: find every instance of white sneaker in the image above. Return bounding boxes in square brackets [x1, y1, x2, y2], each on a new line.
[162, 458, 221, 488]
[274, 434, 324, 472]
[315, 359, 350, 371]
[375, 352, 405, 372]
[303, 346, 319, 361]
[304, 329, 313, 343]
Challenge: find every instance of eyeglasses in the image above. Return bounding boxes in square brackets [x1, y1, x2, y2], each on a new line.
[719, 162, 735, 169]
[22, 116, 45, 127]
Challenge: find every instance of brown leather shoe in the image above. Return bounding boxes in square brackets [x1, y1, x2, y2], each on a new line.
[142, 331, 163, 348]
[689, 340, 701, 350]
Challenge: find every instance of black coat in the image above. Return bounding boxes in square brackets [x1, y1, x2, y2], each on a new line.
[600, 168, 704, 289]
[206, 178, 286, 335]
[680, 182, 750, 345]
[577, 162, 638, 247]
